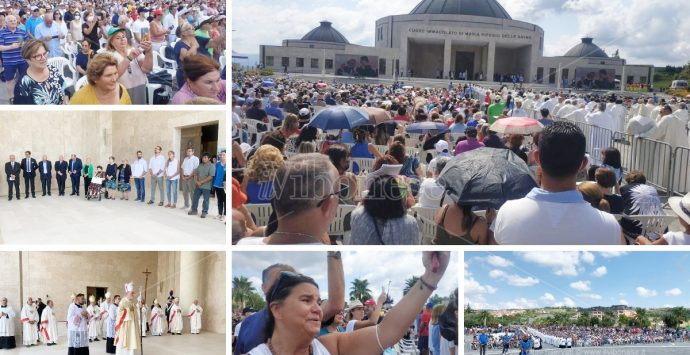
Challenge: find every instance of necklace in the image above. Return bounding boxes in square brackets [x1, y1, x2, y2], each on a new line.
[271, 231, 323, 244]
[267, 338, 314, 355]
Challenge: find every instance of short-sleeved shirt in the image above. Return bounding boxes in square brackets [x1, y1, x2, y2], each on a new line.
[75, 51, 94, 71]
[195, 162, 216, 190]
[14, 65, 67, 105]
[0, 27, 30, 65]
[663, 231, 690, 245]
[81, 22, 100, 50]
[70, 83, 132, 105]
[25, 16, 44, 37]
[347, 206, 420, 245]
[213, 162, 226, 188]
[194, 31, 212, 57]
[34, 23, 63, 58]
[173, 40, 190, 68]
[234, 309, 269, 355]
[419, 310, 431, 336]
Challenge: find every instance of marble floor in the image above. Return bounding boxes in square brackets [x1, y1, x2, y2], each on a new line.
[4, 332, 225, 354]
[0, 191, 226, 245]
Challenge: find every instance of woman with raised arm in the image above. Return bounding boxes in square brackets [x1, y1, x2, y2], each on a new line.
[247, 251, 450, 355]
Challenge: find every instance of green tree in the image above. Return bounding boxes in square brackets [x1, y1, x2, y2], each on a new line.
[349, 278, 372, 302]
[232, 276, 256, 310]
[631, 308, 651, 328]
[403, 277, 420, 296]
[619, 315, 631, 326]
[245, 292, 266, 311]
[662, 307, 690, 329]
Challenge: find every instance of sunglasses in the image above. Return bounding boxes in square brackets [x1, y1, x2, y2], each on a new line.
[267, 271, 302, 303]
[315, 184, 348, 208]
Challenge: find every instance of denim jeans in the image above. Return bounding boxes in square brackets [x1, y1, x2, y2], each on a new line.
[166, 179, 179, 204]
[134, 177, 146, 201]
[190, 187, 211, 214]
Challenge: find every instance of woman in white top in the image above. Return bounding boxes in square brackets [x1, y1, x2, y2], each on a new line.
[69, 12, 83, 43]
[248, 251, 450, 355]
[343, 291, 386, 333]
[105, 27, 152, 105]
[164, 151, 180, 208]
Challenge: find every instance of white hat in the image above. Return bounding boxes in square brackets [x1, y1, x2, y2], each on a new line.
[434, 140, 449, 153]
[89, 295, 96, 303]
[347, 300, 364, 311]
[105, 292, 112, 298]
[299, 108, 310, 117]
[124, 282, 134, 293]
[239, 143, 252, 156]
[669, 193, 690, 226]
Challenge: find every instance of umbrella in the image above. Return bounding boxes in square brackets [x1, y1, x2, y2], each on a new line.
[406, 122, 449, 134]
[685, 94, 690, 99]
[261, 80, 275, 87]
[363, 107, 392, 126]
[307, 106, 370, 130]
[490, 117, 544, 135]
[402, 85, 413, 89]
[436, 147, 538, 209]
[316, 82, 328, 89]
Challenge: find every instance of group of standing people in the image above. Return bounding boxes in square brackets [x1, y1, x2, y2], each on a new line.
[4, 146, 227, 221]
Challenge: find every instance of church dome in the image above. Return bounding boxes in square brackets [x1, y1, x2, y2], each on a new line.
[563, 37, 609, 58]
[301, 21, 350, 44]
[409, 0, 512, 20]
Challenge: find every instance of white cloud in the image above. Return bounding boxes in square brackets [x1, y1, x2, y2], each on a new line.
[499, 298, 540, 310]
[570, 280, 591, 291]
[636, 287, 658, 298]
[541, 293, 556, 303]
[591, 266, 607, 277]
[619, 299, 629, 305]
[488, 269, 539, 287]
[486, 255, 514, 268]
[666, 288, 683, 297]
[578, 293, 602, 300]
[465, 277, 497, 296]
[581, 252, 595, 265]
[555, 297, 577, 308]
[517, 252, 585, 276]
[599, 252, 628, 258]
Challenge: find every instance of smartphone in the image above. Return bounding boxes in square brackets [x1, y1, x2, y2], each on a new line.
[140, 27, 150, 42]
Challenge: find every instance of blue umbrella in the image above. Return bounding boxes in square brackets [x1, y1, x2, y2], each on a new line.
[406, 122, 450, 134]
[307, 106, 370, 130]
[261, 80, 275, 87]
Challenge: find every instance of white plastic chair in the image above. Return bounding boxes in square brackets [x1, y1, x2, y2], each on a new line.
[411, 206, 439, 245]
[153, 50, 177, 77]
[374, 144, 388, 155]
[74, 76, 88, 92]
[349, 158, 375, 174]
[244, 203, 273, 227]
[405, 146, 418, 158]
[48, 57, 77, 90]
[328, 204, 355, 235]
[243, 119, 266, 143]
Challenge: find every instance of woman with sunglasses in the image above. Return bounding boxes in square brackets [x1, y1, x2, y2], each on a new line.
[347, 175, 419, 245]
[249, 251, 450, 355]
[13, 39, 68, 105]
[105, 27, 153, 105]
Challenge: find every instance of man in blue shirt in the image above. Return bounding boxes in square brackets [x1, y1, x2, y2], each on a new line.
[234, 252, 344, 354]
[25, 7, 44, 38]
[0, 15, 30, 103]
[502, 333, 512, 354]
[538, 108, 554, 126]
[519, 334, 533, 355]
[213, 150, 226, 221]
[264, 98, 285, 127]
[478, 330, 489, 355]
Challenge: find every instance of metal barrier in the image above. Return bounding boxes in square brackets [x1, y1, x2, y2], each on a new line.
[628, 137, 673, 193]
[670, 146, 690, 197]
[570, 121, 614, 165]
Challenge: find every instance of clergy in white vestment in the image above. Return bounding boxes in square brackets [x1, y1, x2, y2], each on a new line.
[645, 105, 689, 149]
[674, 104, 689, 127]
[87, 296, 101, 342]
[168, 298, 183, 335]
[562, 104, 588, 124]
[39, 300, 58, 345]
[67, 294, 89, 355]
[188, 300, 203, 334]
[149, 300, 165, 336]
[0, 297, 17, 349]
[509, 100, 528, 117]
[115, 282, 141, 355]
[555, 100, 577, 119]
[100, 293, 112, 340]
[609, 99, 628, 133]
[20, 297, 38, 346]
[106, 295, 120, 354]
[136, 296, 148, 337]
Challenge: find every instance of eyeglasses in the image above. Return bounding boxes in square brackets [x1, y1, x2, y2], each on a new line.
[315, 184, 348, 207]
[31, 52, 48, 61]
[267, 271, 302, 303]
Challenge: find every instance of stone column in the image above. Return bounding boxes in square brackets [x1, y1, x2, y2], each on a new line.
[621, 66, 626, 92]
[400, 34, 408, 77]
[179, 251, 204, 329]
[443, 38, 452, 79]
[486, 41, 496, 82]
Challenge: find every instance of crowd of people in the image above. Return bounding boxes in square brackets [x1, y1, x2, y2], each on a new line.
[525, 325, 689, 348]
[0, 288, 204, 353]
[231, 251, 457, 355]
[467, 327, 540, 355]
[4, 146, 226, 221]
[0, 0, 226, 105]
[230, 74, 690, 245]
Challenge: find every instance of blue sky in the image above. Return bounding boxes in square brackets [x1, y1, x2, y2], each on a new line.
[232, 0, 690, 66]
[465, 252, 690, 310]
[232, 251, 459, 306]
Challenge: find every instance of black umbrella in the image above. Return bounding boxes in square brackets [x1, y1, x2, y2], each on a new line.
[436, 147, 538, 209]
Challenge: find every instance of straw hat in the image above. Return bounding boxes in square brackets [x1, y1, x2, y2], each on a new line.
[669, 193, 690, 226]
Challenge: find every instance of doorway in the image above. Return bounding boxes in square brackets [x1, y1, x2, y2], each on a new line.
[180, 122, 220, 159]
[455, 51, 474, 80]
[86, 286, 108, 302]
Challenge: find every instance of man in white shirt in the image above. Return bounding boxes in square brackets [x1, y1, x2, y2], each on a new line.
[180, 147, 200, 209]
[132, 150, 148, 203]
[34, 13, 65, 58]
[417, 156, 450, 208]
[130, 8, 149, 44]
[148, 146, 166, 206]
[163, 5, 178, 43]
[494, 121, 624, 245]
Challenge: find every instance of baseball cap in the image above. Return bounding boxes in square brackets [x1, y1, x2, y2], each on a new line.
[107, 27, 126, 37]
[153, 9, 163, 16]
[364, 299, 376, 306]
[434, 140, 449, 153]
[299, 108, 310, 117]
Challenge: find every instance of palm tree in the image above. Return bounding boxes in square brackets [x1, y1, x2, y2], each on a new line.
[349, 279, 372, 302]
[232, 276, 256, 310]
[403, 276, 420, 295]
